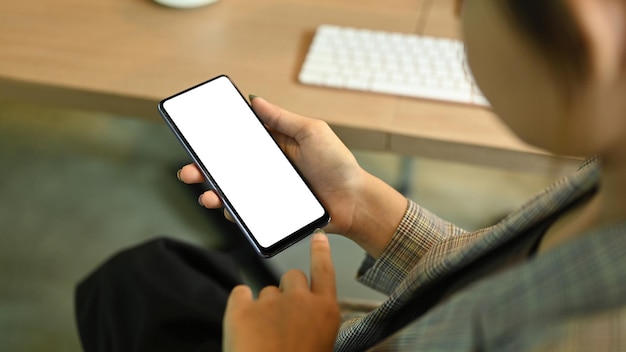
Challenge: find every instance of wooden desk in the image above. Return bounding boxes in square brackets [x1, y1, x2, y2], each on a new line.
[0, 0, 579, 173]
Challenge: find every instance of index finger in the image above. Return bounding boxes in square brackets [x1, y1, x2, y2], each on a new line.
[309, 230, 336, 297]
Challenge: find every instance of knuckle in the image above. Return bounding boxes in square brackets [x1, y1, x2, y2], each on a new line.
[283, 269, 306, 281]
[308, 119, 330, 133]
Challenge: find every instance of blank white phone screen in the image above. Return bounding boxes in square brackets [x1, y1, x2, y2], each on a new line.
[162, 76, 326, 249]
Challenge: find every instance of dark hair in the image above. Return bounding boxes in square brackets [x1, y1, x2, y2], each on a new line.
[500, 1, 590, 88]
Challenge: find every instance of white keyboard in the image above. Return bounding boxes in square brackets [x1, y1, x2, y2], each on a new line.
[298, 25, 489, 106]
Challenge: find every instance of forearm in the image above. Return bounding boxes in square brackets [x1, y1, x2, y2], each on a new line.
[345, 170, 409, 259]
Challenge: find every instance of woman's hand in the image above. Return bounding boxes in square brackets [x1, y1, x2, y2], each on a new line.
[178, 97, 408, 257]
[178, 96, 363, 237]
[222, 231, 340, 352]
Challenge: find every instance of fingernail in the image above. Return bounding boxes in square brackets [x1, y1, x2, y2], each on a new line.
[312, 229, 327, 242]
[198, 194, 204, 207]
[249, 94, 258, 101]
[176, 169, 182, 181]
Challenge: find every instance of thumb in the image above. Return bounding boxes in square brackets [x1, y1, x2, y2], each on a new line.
[250, 96, 313, 139]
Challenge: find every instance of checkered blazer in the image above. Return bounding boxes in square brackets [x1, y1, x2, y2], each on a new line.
[335, 159, 626, 351]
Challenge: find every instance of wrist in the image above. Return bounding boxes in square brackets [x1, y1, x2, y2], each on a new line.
[345, 170, 408, 258]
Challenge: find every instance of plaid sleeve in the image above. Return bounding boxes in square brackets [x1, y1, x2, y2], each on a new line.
[356, 200, 468, 294]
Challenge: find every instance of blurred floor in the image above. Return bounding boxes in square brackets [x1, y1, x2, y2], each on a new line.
[0, 100, 557, 351]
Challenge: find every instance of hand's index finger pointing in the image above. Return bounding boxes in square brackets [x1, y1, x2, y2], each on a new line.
[309, 230, 337, 297]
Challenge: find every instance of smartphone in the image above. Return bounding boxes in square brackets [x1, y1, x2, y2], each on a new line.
[158, 75, 330, 257]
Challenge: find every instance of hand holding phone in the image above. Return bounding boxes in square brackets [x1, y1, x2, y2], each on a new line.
[177, 92, 411, 259]
[159, 75, 330, 257]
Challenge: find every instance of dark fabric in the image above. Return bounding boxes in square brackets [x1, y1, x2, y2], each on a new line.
[75, 237, 244, 352]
